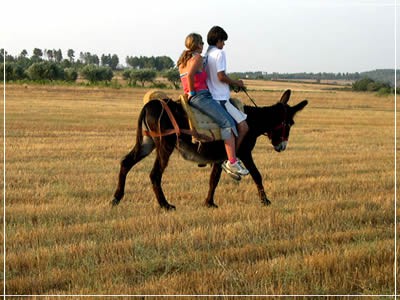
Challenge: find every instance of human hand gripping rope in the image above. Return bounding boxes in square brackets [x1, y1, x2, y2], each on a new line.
[230, 85, 258, 107]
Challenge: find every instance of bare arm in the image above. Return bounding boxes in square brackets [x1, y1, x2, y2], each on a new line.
[187, 54, 203, 95]
[217, 71, 245, 88]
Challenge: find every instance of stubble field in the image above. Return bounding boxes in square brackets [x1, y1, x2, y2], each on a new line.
[3, 81, 397, 296]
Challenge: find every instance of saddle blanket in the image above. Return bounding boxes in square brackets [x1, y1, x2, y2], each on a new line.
[143, 90, 244, 142]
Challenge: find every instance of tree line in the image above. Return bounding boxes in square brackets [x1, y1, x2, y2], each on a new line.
[352, 77, 398, 94]
[230, 71, 365, 81]
[231, 69, 398, 88]
[231, 70, 398, 94]
[0, 48, 179, 87]
[2, 48, 397, 94]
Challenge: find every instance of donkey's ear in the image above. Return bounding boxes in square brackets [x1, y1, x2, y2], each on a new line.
[291, 100, 308, 114]
[279, 89, 291, 104]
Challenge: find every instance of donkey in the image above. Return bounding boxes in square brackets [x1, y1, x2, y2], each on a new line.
[112, 89, 308, 210]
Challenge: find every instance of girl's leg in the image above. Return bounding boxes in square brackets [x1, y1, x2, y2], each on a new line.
[189, 91, 238, 138]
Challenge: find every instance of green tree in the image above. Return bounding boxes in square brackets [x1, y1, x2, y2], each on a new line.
[46, 49, 54, 61]
[2, 62, 26, 81]
[26, 61, 64, 81]
[16, 50, 31, 69]
[61, 59, 72, 68]
[126, 55, 174, 71]
[80, 64, 98, 82]
[64, 68, 78, 82]
[67, 49, 75, 62]
[54, 49, 63, 63]
[19, 49, 28, 58]
[110, 54, 119, 70]
[353, 77, 393, 94]
[80, 52, 99, 65]
[352, 78, 374, 91]
[26, 62, 45, 80]
[130, 69, 156, 87]
[91, 54, 99, 66]
[32, 48, 43, 62]
[101, 54, 111, 67]
[163, 68, 180, 89]
[99, 66, 113, 81]
[122, 69, 136, 86]
[144, 56, 156, 69]
[126, 56, 141, 69]
[155, 56, 174, 71]
[101, 54, 119, 70]
[80, 64, 113, 83]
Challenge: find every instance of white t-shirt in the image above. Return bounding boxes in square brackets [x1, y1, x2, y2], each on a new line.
[204, 46, 231, 100]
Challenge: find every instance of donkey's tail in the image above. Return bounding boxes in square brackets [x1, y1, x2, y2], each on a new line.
[135, 104, 148, 146]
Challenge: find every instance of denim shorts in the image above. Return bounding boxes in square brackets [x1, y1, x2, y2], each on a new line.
[189, 90, 238, 140]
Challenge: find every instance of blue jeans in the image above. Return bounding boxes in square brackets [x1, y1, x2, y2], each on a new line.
[189, 90, 238, 140]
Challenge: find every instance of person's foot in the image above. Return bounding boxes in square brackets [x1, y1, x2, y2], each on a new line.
[221, 162, 242, 181]
[236, 159, 249, 176]
[222, 159, 249, 176]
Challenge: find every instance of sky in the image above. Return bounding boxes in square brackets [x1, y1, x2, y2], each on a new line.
[2, 0, 399, 73]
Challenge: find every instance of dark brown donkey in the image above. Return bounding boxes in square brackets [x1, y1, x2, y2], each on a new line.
[112, 90, 308, 210]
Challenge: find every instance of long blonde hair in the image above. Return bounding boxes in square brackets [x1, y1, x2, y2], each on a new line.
[177, 33, 203, 68]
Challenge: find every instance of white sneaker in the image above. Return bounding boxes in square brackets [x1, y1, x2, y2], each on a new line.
[222, 159, 249, 176]
[221, 163, 242, 181]
[236, 159, 249, 176]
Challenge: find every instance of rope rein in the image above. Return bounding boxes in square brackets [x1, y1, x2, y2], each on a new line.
[242, 88, 258, 107]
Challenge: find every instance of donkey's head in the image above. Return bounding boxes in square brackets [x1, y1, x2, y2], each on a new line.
[267, 90, 308, 152]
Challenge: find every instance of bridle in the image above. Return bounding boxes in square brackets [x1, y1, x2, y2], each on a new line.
[239, 87, 289, 143]
[266, 105, 290, 144]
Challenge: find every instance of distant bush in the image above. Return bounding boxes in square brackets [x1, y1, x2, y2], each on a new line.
[80, 65, 113, 83]
[163, 68, 180, 89]
[122, 69, 137, 86]
[26, 61, 64, 81]
[64, 68, 78, 82]
[352, 77, 394, 94]
[122, 69, 156, 87]
[1, 62, 27, 81]
[377, 87, 392, 96]
[352, 78, 374, 91]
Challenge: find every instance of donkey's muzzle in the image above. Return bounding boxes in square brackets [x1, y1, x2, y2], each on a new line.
[274, 141, 287, 152]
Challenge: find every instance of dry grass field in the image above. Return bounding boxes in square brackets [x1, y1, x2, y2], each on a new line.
[3, 81, 397, 296]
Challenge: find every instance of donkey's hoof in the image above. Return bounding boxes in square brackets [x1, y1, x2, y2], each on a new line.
[111, 198, 120, 207]
[162, 203, 176, 211]
[262, 199, 272, 206]
[206, 202, 218, 208]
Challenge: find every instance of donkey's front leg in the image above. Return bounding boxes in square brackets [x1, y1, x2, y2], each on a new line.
[241, 154, 271, 206]
[204, 163, 223, 208]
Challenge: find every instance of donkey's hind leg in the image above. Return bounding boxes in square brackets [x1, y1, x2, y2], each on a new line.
[112, 136, 155, 206]
[150, 137, 176, 210]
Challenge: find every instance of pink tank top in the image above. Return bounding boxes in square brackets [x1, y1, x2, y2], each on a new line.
[180, 69, 208, 94]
